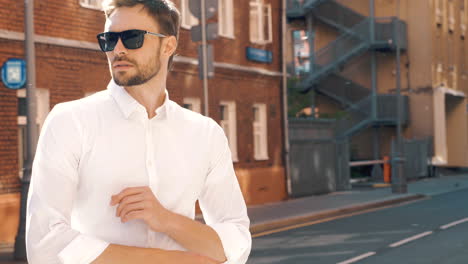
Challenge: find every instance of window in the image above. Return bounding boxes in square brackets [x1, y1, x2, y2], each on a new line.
[218, 0, 235, 38]
[249, 0, 272, 44]
[17, 88, 50, 179]
[448, 0, 455, 33]
[181, 0, 199, 29]
[252, 104, 268, 160]
[79, 0, 103, 10]
[183, 97, 201, 113]
[219, 101, 238, 162]
[461, 0, 467, 37]
[434, 0, 444, 27]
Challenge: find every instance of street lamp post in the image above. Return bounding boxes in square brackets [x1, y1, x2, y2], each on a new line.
[14, 0, 38, 259]
[392, 0, 407, 194]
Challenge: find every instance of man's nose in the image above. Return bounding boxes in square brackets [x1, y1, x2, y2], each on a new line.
[113, 37, 127, 55]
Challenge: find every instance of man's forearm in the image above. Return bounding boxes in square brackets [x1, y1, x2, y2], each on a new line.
[91, 244, 167, 264]
[91, 244, 222, 264]
[163, 212, 227, 263]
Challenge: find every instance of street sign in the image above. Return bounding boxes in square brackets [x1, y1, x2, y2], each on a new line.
[191, 23, 218, 42]
[246, 47, 273, 63]
[1, 58, 26, 89]
[198, 44, 214, 79]
[189, 0, 218, 20]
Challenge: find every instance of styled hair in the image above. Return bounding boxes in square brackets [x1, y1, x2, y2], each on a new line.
[102, 0, 180, 70]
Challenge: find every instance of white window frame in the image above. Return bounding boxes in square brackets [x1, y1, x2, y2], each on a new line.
[220, 101, 238, 162]
[79, 0, 103, 10]
[181, 0, 199, 29]
[253, 103, 268, 160]
[218, 0, 235, 38]
[183, 97, 202, 113]
[17, 88, 50, 179]
[249, 0, 273, 44]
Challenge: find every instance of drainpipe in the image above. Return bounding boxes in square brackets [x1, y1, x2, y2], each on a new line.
[282, 0, 291, 197]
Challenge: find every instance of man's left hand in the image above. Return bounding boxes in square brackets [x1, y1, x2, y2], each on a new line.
[110, 186, 172, 233]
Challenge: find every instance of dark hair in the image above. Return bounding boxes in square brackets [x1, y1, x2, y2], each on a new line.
[102, 0, 180, 70]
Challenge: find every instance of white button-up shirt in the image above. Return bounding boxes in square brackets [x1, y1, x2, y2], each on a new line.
[26, 81, 251, 264]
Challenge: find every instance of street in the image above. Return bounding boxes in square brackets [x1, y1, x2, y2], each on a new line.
[249, 188, 468, 264]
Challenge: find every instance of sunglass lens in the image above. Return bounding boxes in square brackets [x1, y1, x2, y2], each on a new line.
[97, 32, 118, 52]
[121, 30, 145, 50]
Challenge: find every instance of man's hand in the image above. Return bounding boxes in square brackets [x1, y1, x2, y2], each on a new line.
[110, 186, 171, 233]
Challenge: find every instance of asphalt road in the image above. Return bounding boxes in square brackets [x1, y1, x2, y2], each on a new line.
[248, 188, 468, 264]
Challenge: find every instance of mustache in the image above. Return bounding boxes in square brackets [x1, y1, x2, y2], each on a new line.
[112, 56, 136, 65]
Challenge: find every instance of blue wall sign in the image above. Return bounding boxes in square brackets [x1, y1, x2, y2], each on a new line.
[246, 47, 273, 63]
[1, 58, 27, 90]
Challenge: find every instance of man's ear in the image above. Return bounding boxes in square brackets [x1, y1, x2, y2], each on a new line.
[162, 36, 177, 58]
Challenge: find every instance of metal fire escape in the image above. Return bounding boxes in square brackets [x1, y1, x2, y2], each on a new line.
[288, 0, 409, 139]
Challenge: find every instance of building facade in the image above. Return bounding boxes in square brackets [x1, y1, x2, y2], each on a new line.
[287, 0, 468, 169]
[0, 0, 287, 246]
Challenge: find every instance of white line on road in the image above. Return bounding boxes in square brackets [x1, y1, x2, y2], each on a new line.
[440, 217, 468, 230]
[389, 231, 433, 248]
[336, 252, 376, 264]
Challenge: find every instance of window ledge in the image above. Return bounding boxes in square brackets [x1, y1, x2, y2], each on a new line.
[254, 156, 269, 161]
[250, 40, 273, 45]
[79, 2, 102, 10]
[219, 33, 236, 40]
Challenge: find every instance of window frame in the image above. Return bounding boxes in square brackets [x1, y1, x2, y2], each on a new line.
[219, 101, 238, 162]
[79, 0, 103, 10]
[181, 0, 200, 29]
[183, 97, 202, 113]
[252, 103, 268, 161]
[249, 0, 273, 44]
[17, 88, 50, 179]
[218, 0, 235, 38]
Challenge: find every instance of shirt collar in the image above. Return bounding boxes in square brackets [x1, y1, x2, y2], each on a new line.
[107, 80, 171, 120]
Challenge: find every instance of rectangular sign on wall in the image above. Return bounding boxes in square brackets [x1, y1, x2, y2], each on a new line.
[246, 47, 273, 63]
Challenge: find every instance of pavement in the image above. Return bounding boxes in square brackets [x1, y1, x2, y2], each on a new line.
[2, 174, 468, 263]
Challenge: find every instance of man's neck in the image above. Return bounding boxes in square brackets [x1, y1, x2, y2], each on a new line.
[124, 75, 166, 119]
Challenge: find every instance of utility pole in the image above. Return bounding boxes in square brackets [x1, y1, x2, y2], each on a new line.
[201, 0, 209, 116]
[392, 0, 407, 194]
[15, 0, 38, 259]
[189, 0, 217, 117]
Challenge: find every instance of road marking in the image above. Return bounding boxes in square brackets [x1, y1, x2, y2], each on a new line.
[252, 197, 428, 238]
[389, 231, 433, 248]
[336, 252, 376, 264]
[440, 217, 468, 230]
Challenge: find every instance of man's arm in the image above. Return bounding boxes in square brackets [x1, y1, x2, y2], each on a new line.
[173, 122, 251, 264]
[91, 244, 221, 264]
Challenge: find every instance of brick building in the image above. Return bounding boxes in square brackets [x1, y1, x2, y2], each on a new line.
[0, 0, 287, 246]
[287, 0, 468, 188]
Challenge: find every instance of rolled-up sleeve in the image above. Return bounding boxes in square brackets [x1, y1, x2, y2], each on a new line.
[26, 103, 109, 264]
[198, 122, 252, 264]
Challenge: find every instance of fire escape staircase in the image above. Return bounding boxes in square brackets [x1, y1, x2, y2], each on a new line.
[288, 0, 409, 139]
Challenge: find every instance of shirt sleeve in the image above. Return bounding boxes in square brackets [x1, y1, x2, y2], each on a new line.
[198, 122, 252, 264]
[26, 103, 109, 264]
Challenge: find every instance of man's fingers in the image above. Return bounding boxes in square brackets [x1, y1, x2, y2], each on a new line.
[123, 209, 145, 222]
[119, 202, 146, 220]
[116, 194, 144, 216]
[111, 186, 146, 205]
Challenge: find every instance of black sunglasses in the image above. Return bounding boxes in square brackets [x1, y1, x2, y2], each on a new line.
[96, 29, 166, 52]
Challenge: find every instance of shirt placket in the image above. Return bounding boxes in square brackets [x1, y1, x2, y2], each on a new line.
[144, 118, 158, 245]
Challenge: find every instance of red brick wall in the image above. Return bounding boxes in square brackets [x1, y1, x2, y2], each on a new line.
[0, 0, 287, 204]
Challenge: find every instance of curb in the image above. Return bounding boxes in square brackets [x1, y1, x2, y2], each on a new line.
[250, 194, 426, 235]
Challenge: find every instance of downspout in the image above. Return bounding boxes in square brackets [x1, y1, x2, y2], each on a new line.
[282, 0, 291, 197]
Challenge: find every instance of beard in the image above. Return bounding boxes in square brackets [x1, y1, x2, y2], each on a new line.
[111, 48, 162, 86]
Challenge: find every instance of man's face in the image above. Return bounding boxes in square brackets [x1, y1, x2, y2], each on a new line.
[104, 5, 163, 86]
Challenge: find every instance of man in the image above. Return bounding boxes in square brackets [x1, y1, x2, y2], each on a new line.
[25, 0, 251, 263]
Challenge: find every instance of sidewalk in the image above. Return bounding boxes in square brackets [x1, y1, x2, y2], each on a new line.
[2, 174, 468, 263]
[248, 174, 468, 235]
